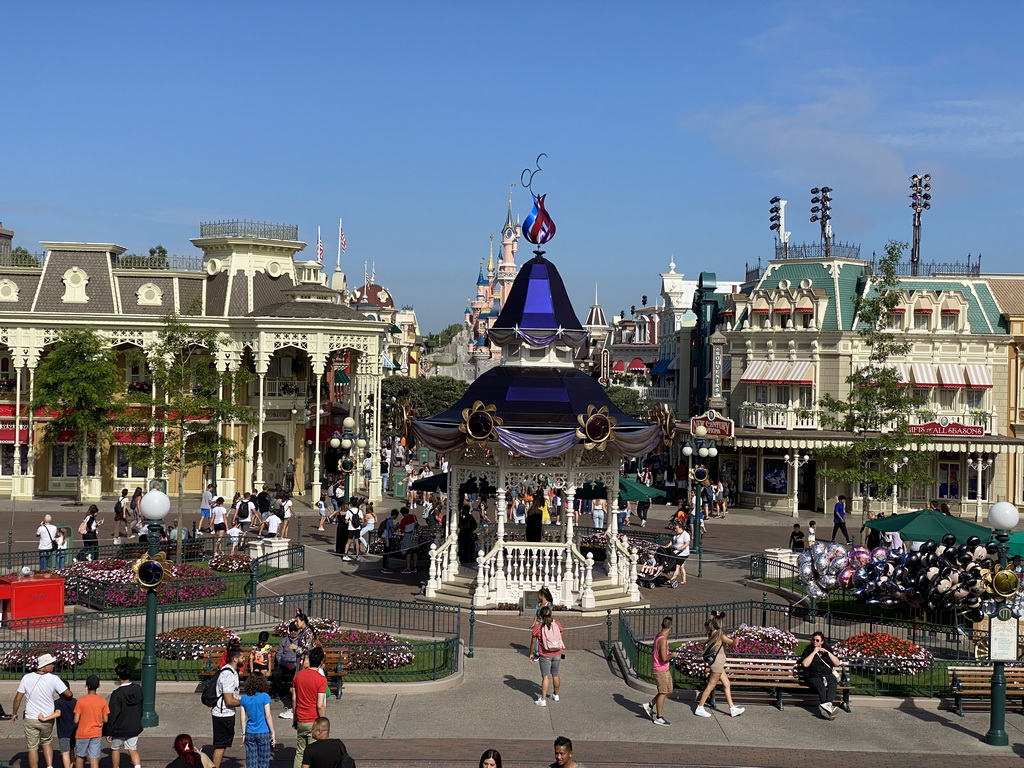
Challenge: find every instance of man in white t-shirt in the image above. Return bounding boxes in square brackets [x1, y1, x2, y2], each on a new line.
[211, 647, 242, 768]
[342, 504, 362, 560]
[362, 453, 372, 489]
[199, 484, 215, 535]
[12, 653, 72, 768]
[666, 522, 691, 589]
[35, 515, 58, 572]
[265, 511, 282, 539]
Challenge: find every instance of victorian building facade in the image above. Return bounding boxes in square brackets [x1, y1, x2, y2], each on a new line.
[0, 220, 386, 502]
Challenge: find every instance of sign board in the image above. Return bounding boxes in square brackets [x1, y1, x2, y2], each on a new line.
[690, 410, 734, 439]
[908, 419, 984, 437]
[599, 348, 611, 385]
[989, 607, 1019, 662]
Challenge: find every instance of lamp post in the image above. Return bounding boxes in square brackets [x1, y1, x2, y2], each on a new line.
[681, 425, 717, 577]
[890, 456, 909, 516]
[908, 173, 932, 277]
[330, 416, 357, 501]
[138, 487, 170, 728]
[986, 500, 1020, 746]
[783, 454, 810, 519]
[968, 455, 994, 522]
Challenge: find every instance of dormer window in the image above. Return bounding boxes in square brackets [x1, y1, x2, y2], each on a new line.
[913, 307, 931, 331]
[940, 303, 960, 331]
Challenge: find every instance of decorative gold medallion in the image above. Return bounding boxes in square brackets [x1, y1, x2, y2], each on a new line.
[459, 401, 502, 445]
[576, 405, 618, 451]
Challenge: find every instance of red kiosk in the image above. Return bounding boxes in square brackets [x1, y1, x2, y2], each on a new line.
[0, 574, 65, 628]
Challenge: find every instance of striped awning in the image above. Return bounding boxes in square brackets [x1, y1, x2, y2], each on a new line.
[784, 361, 815, 385]
[739, 361, 769, 383]
[965, 365, 993, 389]
[761, 360, 791, 383]
[888, 363, 910, 385]
[627, 357, 648, 372]
[937, 363, 966, 388]
[333, 370, 350, 385]
[382, 353, 400, 370]
[911, 363, 939, 387]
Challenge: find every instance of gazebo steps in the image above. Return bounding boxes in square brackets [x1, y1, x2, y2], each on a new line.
[415, 572, 647, 613]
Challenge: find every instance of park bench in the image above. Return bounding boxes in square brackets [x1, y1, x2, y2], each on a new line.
[198, 645, 352, 698]
[703, 657, 852, 713]
[948, 666, 1024, 716]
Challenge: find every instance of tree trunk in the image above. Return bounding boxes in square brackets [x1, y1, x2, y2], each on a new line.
[176, 433, 185, 565]
[76, 433, 86, 506]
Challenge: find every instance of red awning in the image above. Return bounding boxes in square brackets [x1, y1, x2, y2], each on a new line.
[305, 425, 340, 443]
[889, 307, 906, 314]
[627, 358, 648, 372]
[611, 360, 626, 373]
[0, 428, 28, 444]
[941, 308, 960, 314]
[914, 307, 933, 313]
[112, 428, 164, 445]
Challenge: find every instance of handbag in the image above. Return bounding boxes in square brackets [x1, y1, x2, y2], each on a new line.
[830, 666, 841, 681]
[702, 643, 718, 666]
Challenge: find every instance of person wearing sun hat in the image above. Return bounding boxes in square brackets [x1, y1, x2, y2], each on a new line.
[12, 653, 72, 768]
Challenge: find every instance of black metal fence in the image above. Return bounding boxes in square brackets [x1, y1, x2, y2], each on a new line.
[199, 220, 299, 241]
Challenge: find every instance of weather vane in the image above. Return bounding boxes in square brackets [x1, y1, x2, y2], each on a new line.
[520, 153, 556, 248]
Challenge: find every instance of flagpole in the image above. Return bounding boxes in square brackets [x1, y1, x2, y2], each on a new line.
[337, 218, 343, 272]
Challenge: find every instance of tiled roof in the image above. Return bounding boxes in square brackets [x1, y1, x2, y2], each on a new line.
[248, 301, 366, 320]
[757, 260, 857, 331]
[861, 278, 1006, 335]
[987, 278, 1024, 317]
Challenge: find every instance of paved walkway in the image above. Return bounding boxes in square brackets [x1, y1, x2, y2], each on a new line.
[7, 496, 1024, 765]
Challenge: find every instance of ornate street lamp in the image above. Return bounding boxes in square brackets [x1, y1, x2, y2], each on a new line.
[890, 456, 909, 516]
[968, 455, 994, 522]
[986, 501, 1020, 746]
[681, 425, 717, 577]
[783, 454, 811, 519]
[137, 487, 170, 728]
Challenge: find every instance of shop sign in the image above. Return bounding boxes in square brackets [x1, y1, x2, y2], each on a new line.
[908, 419, 984, 437]
[691, 410, 734, 439]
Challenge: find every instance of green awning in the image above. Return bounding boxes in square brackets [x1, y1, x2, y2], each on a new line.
[333, 370, 350, 384]
[388, 324, 402, 334]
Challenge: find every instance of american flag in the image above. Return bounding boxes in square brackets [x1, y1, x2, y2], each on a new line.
[316, 227, 323, 264]
[371, 262, 376, 283]
[339, 219, 347, 253]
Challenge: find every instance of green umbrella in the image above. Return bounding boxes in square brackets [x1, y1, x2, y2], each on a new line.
[863, 507, 991, 542]
[1004, 531, 1024, 559]
[575, 478, 667, 502]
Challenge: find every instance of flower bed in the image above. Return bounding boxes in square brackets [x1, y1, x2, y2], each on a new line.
[57, 559, 228, 608]
[672, 624, 799, 678]
[155, 626, 241, 660]
[0, 643, 88, 672]
[579, 532, 660, 561]
[272, 617, 415, 669]
[209, 553, 253, 573]
[833, 632, 933, 675]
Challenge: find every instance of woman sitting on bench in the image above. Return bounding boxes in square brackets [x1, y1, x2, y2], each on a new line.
[799, 631, 842, 719]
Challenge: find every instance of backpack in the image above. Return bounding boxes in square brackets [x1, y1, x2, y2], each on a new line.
[201, 666, 231, 707]
[237, 502, 251, 521]
[702, 642, 718, 666]
[540, 621, 564, 652]
[377, 518, 389, 538]
[78, 518, 89, 536]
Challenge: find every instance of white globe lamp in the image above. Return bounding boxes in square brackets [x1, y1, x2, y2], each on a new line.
[708, 447, 718, 458]
[698, 447, 709, 458]
[343, 416, 356, 430]
[140, 488, 171, 522]
[341, 438, 353, 450]
[694, 425, 708, 439]
[989, 501, 1019, 532]
[329, 436, 341, 449]
[682, 446, 693, 457]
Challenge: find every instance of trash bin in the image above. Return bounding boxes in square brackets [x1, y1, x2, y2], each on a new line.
[417, 446, 430, 465]
[393, 471, 408, 501]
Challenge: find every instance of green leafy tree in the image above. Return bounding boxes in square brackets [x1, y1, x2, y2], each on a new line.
[120, 314, 254, 562]
[381, 375, 469, 438]
[604, 385, 654, 421]
[29, 328, 123, 504]
[10, 246, 40, 267]
[815, 240, 931, 506]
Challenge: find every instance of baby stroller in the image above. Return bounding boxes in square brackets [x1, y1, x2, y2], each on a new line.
[636, 547, 670, 588]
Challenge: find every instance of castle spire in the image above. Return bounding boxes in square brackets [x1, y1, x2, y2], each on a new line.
[487, 234, 495, 274]
[504, 183, 516, 232]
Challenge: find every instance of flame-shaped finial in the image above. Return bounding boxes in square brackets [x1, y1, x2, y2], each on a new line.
[523, 193, 556, 245]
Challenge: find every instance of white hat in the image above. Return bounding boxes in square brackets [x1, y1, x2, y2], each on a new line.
[35, 653, 57, 669]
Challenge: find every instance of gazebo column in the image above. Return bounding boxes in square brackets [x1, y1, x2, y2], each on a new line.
[564, 488, 575, 544]
[607, 489, 619, 585]
[312, 356, 327, 490]
[493, 483, 507, 602]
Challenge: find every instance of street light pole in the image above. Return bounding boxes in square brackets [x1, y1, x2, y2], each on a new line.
[968, 455, 994, 523]
[681, 425, 717, 578]
[986, 501, 1020, 746]
[783, 454, 810, 519]
[138, 488, 170, 728]
[890, 456, 909, 516]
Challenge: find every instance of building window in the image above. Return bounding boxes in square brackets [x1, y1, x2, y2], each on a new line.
[116, 448, 147, 479]
[937, 461, 960, 500]
[754, 385, 769, 404]
[937, 389, 956, 410]
[802, 312, 814, 329]
[0, 279, 19, 303]
[52, 445, 97, 478]
[966, 389, 985, 410]
[763, 458, 788, 495]
[774, 386, 790, 405]
[0, 446, 28, 475]
[136, 282, 163, 307]
[940, 313, 957, 331]
[742, 456, 757, 492]
[799, 386, 814, 408]
[61, 267, 90, 304]
[913, 312, 929, 331]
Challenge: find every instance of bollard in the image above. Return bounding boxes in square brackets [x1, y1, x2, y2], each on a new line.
[467, 605, 475, 659]
[307, 581, 314, 616]
[761, 592, 768, 626]
[606, 609, 613, 658]
[297, 514, 303, 543]
[6, 531, 11, 554]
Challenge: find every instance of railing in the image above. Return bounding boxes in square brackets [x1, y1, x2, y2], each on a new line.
[111, 253, 204, 271]
[0, 251, 45, 268]
[1, 589, 460, 645]
[868, 254, 982, 278]
[250, 378, 304, 398]
[776, 241, 862, 261]
[744, 261, 762, 283]
[741, 407, 819, 430]
[913, 409, 996, 434]
[200, 219, 299, 241]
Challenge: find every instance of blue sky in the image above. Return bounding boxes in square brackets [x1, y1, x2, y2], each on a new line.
[4, 2, 1024, 332]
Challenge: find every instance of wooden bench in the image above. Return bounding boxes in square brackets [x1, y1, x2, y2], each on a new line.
[198, 645, 353, 698]
[948, 666, 1024, 716]
[704, 657, 852, 713]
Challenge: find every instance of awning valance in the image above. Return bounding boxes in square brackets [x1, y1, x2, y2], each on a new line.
[627, 357, 648, 372]
[739, 361, 769, 383]
[739, 360, 789, 384]
[911, 363, 938, 387]
[937, 363, 966, 388]
[611, 360, 626, 373]
[784, 361, 815, 385]
[333, 370, 350, 385]
[914, 307, 933, 314]
[965, 365, 993, 389]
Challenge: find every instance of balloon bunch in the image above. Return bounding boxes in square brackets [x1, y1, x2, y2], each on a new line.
[849, 534, 1002, 623]
[797, 534, 1021, 624]
[796, 542, 851, 600]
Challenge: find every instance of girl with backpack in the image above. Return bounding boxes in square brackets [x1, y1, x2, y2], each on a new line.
[529, 605, 564, 707]
[79, 505, 103, 561]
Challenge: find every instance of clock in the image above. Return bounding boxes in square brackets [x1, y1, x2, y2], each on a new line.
[504, 227, 514, 239]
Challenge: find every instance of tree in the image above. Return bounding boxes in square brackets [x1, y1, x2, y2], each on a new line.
[120, 314, 254, 563]
[10, 246, 40, 267]
[30, 328, 123, 504]
[380, 375, 469, 438]
[604, 385, 654, 421]
[815, 240, 931, 506]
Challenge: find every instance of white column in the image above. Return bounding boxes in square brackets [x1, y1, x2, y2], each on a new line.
[564, 489, 575, 544]
[607, 489, 619, 586]
[256, 370, 266, 486]
[493, 483, 507, 602]
[312, 357, 325, 489]
[23, 365, 35, 497]
[495, 485, 507, 544]
[12, 367, 22, 478]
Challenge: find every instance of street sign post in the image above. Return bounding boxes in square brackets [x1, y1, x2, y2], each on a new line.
[690, 410, 734, 440]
